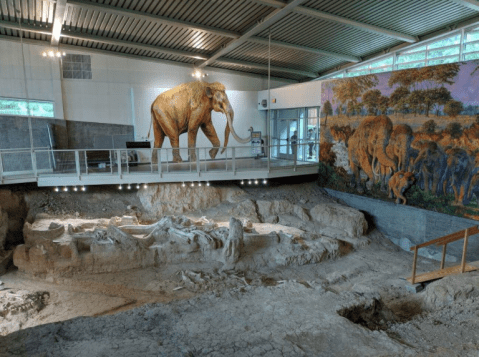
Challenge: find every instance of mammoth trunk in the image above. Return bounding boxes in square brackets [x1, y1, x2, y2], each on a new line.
[221, 107, 251, 154]
[376, 148, 397, 172]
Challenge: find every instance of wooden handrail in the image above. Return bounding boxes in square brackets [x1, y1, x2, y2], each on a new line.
[407, 226, 479, 284]
[410, 226, 479, 251]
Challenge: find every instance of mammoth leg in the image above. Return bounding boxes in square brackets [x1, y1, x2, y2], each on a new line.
[187, 127, 199, 162]
[201, 121, 221, 160]
[152, 119, 165, 164]
[359, 153, 374, 191]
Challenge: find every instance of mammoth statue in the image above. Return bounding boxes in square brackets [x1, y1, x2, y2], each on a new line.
[150, 81, 251, 163]
[348, 115, 397, 193]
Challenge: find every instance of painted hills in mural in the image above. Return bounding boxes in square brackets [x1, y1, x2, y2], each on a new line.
[320, 60, 479, 220]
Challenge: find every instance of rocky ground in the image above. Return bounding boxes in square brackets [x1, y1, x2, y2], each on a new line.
[0, 180, 478, 356]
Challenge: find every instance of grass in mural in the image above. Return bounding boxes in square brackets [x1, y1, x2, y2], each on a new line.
[317, 162, 479, 218]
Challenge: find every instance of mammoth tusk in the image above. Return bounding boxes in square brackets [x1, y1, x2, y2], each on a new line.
[226, 113, 251, 144]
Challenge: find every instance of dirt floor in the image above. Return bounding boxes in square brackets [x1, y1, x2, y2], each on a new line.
[1, 181, 479, 356]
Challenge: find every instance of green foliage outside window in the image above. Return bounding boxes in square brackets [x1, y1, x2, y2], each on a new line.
[0, 99, 54, 117]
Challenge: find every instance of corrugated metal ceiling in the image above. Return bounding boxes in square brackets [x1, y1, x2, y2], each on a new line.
[0, 0, 478, 81]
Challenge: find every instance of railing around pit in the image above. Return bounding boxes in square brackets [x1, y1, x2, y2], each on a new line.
[0, 142, 319, 184]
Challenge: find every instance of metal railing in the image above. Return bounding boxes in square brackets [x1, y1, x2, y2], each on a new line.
[0, 142, 319, 184]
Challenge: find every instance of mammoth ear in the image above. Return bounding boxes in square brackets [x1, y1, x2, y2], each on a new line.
[205, 87, 213, 98]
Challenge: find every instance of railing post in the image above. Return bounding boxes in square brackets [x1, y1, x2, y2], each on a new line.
[150, 149, 153, 173]
[196, 148, 200, 175]
[110, 150, 113, 174]
[31, 150, 37, 177]
[440, 244, 447, 270]
[225, 146, 228, 171]
[117, 149, 122, 177]
[158, 149, 162, 178]
[267, 144, 270, 172]
[204, 148, 207, 172]
[166, 149, 169, 173]
[411, 246, 418, 284]
[461, 228, 470, 273]
[232, 147, 236, 174]
[126, 150, 130, 174]
[85, 151, 89, 175]
[75, 150, 81, 179]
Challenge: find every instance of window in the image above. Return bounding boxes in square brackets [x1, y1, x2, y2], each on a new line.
[62, 54, 92, 79]
[319, 27, 479, 80]
[0, 98, 54, 117]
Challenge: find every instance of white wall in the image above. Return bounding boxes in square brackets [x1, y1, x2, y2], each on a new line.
[257, 80, 322, 110]
[0, 40, 292, 151]
[0, 41, 64, 117]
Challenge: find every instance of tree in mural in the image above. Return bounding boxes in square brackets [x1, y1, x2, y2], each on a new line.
[444, 100, 464, 119]
[389, 86, 410, 117]
[388, 64, 459, 117]
[422, 119, 437, 133]
[331, 75, 378, 118]
[322, 100, 333, 125]
[378, 95, 389, 115]
[362, 89, 382, 115]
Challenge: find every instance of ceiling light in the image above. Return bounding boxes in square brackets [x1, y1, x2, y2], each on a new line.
[81, 186, 86, 191]
[54, 187, 59, 192]
[263, 179, 267, 184]
[241, 180, 244, 185]
[63, 187, 68, 192]
[248, 180, 252, 185]
[198, 182, 202, 186]
[191, 182, 195, 187]
[255, 179, 258, 185]
[48, 50, 54, 57]
[143, 184, 148, 189]
[119, 185, 123, 190]
[136, 184, 140, 189]
[42, 51, 47, 57]
[127, 184, 131, 190]
[73, 186, 78, 192]
[207, 182, 210, 186]
[182, 182, 186, 187]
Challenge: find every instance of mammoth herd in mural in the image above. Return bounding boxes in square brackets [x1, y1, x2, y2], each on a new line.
[331, 114, 479, 206]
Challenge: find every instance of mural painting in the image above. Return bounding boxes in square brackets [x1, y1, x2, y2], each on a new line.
[319, 60, 479, 220]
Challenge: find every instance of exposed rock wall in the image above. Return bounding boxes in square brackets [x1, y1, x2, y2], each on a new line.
[138, 184, 246, 218]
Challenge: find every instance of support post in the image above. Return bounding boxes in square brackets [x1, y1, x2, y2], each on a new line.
[440, 244, 447, 270]
[75, 150, 80, 178]
[110, 150, 113, 174]
[411, 246, 418, 284]
[85, 151, 89, 175]
[461, 228, 469, 273]
[232, 147, 236, 174]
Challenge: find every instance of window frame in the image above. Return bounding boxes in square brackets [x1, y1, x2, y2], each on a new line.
[0, 97, 56, 118]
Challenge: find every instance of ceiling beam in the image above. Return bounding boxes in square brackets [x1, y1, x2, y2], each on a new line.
[0, 20, 310, 78]
[67, 0, 239, 39]
[215, 58, 317, 78]
[61, 32, 209, 60]
[249, 37, 360, 62]
[249, 0, 417, 43]
[51, 0, 67, 46]
[66, 0, 357, 62]
[198, 0, 308, 68]
[0, 20, 52, 36]
[450, 0, 479, 11]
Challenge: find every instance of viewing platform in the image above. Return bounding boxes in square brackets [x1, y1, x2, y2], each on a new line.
[0, 143, 319, 187]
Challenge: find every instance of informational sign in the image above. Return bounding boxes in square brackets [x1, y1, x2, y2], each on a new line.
[251, 131, 263, 156]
